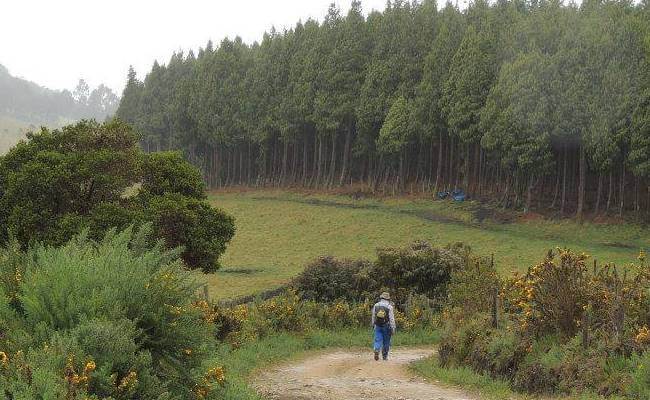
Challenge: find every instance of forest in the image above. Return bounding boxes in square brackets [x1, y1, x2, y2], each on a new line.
[117, 0, 650, 219]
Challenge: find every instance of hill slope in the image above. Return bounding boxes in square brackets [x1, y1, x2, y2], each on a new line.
[0, 63, 119, 153]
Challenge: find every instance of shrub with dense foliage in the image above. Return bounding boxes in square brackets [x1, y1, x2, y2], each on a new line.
[0, 227, 226, 399]
[292, 241, 471, 307]
[0, 120, 235, 271]
[439, 248, 650, 398]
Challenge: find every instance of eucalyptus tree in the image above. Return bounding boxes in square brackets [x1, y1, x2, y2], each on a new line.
[415, 2, 465, 191]
[442, 21, 497, 190]
[481, 51, 554, 211]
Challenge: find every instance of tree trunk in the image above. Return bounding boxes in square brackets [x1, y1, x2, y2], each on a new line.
[448, 136, 454, 190]
[635, 176, 640, 212]
[316, 136, 324, 187]
[239, 147, 244, 185]
[525, 175, 534, 213]
[576, 143, 586, 221]
[551, 164, 560, 209]
[595, 173, 603, 215]
[463, 144, 470, 190]
[328, 134, 337, 187]
[561, 145, 568, 215]
[619, 161, 625, 217]
[339, 126, 352, 186]
[434, 134, 443, 194]
[291, 142, 298, 184]
[302, 137, 309, 185]
[502, 175, 511, 209]
[607, 169, 613, 212]
[281, 141, 289, 184]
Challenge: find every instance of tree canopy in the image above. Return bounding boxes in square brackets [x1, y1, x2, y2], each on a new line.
[118, 0, 650, 217]
[0, 120, 234, 272]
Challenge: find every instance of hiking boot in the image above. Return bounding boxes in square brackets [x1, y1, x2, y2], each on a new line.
[374, 351, 379, 361]
[382, 352, 388, 360]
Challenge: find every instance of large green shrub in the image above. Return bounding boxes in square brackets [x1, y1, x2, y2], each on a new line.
[374, 241, 470, 303]
[292, 241, 470, 306]
[0, 120, 235, 271]
[140, 151, 206, 199]
[292, 257, 375, 302]
[145, 194, 235, 272]
[0, 227, 223, 399]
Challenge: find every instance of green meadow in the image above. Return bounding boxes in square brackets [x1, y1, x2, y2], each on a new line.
[204, 190, 649, 300]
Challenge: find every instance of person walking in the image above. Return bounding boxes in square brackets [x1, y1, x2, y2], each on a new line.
[372, 291, 396, 361]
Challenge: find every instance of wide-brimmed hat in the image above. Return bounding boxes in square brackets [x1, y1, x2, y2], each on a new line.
[380, 292, 391, 300]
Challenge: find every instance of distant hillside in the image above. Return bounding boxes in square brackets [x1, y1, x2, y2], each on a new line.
[0, 116, 29, 154]
[0, 63, 119, 153]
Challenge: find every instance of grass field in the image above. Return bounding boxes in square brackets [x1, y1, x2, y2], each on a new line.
[203, 189, 649, 300]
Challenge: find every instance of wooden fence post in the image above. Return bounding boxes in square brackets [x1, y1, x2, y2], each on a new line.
[582, 308, 590, 349]
[491, 286, 499, 329]
[202, 284, 209, 301]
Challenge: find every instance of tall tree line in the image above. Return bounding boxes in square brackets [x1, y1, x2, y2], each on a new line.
[117, 0, 650, 218]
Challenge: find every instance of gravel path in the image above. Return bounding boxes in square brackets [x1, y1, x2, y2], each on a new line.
[253, 348, 478, 400]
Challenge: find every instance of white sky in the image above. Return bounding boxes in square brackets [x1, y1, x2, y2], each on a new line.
[1, 0, 390, 95]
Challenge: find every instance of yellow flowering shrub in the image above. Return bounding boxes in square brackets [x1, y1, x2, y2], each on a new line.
[193, 366, 226, 399]
[635, 326, 650, 347]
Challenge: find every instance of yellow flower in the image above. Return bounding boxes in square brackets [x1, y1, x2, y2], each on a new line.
[118, 371, 138, 390]
[639, 249, 646, 262]
[0, 351, 8, 366]
[635, 326, 650, 346]
[84, 360, 96, 373]
[206, 366, 226, 386]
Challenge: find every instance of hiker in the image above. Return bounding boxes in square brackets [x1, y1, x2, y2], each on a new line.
[372, 291, 396, 361]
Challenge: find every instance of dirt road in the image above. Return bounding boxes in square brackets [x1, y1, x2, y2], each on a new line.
[253, 348, 477, 400]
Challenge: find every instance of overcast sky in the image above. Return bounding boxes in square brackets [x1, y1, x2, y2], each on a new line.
[1, 0, 393, 95]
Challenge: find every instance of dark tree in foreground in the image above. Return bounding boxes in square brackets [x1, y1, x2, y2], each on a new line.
[0, 120, 235, 272]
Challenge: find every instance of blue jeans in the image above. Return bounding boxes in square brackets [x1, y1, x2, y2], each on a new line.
[373, 324, 392, 358]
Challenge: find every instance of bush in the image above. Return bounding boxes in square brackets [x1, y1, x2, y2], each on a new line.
[439, 247, 650, 398]
[146, 194, 235, 272]
[0, 226, 222, 399]
[141, 151, 206, 199]
[292, 257, 375, 302]
[292, 241, 471, 307]
[374, 241, 469, 303]
[447, 253, 500, 315]
[0, 120, 235, 271]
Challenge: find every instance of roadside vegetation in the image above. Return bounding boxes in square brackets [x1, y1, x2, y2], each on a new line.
[1, 185, 648, 397]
